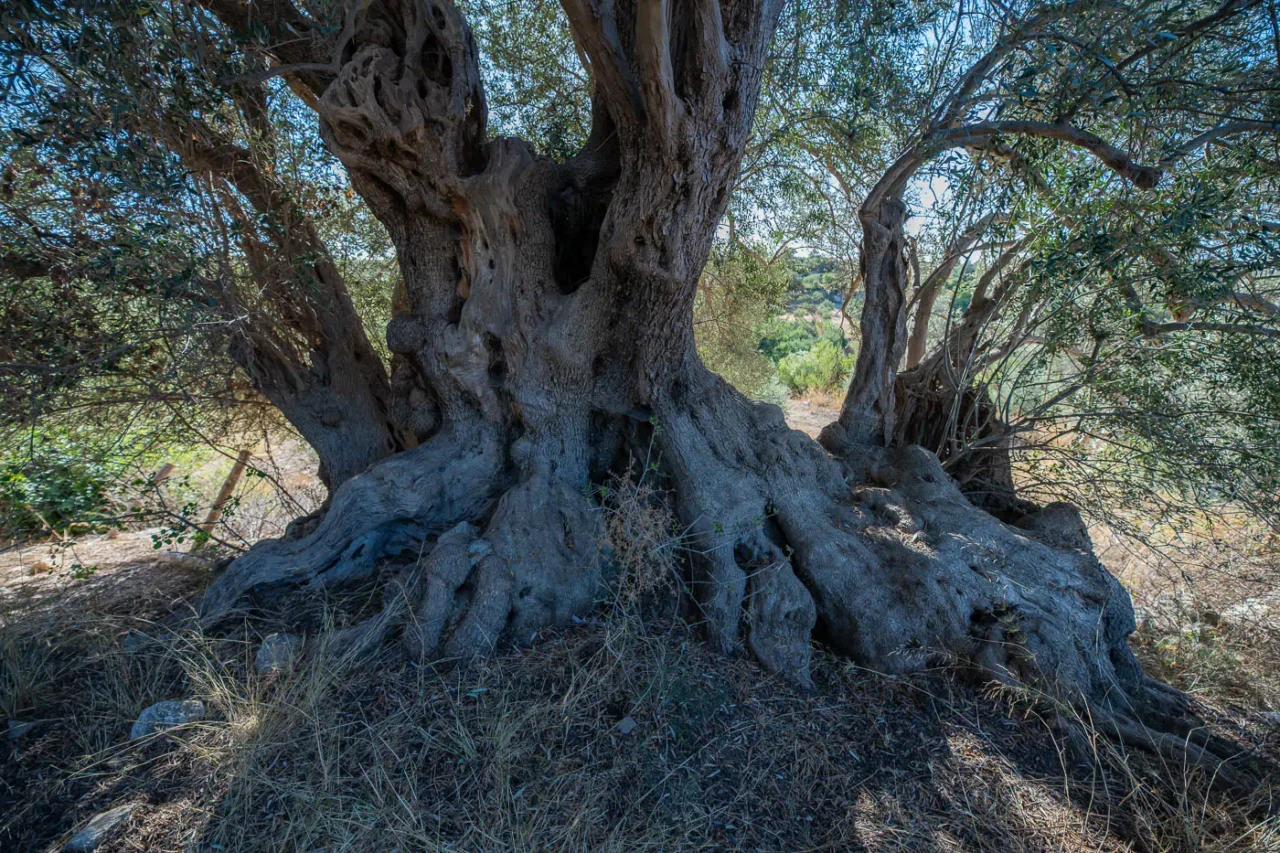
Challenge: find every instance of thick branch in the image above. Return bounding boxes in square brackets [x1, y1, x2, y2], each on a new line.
[689, 0, 731, 104]
[560, 0, 642, 121]
[937, 121, 1163, 190]
[173, 119, 289, 223]
[167, 113, 402, 487]
[635, 0, 682, 146]
[197, 0, 332, 97]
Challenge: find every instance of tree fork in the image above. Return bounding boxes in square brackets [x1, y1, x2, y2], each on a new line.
[192, 0, 1252, 785]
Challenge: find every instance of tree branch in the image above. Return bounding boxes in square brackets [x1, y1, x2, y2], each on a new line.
[937, 121, 1163, 189]
[689, 0, 730, 105]
[197, 0, 331, 98]
[1144, 320, 1280, 339]
[1159, 120, 1280, 167]
[560, 0, 642, 121]
[635, 0, 682, 146]
[905, 212, 1003, 369]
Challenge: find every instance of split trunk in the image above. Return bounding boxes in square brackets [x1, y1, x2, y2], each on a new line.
[198, 0, 1232, 775]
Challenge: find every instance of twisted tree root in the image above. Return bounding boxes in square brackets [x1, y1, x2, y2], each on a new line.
[199, 428, 503, 624]
[199, 388, 1259, 791]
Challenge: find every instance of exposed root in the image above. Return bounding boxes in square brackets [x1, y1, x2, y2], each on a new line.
[652, 375, 1255, 785]
[199, 429, 503, 624]
[400, 522, 487, 662]
[285, 471, 605, 668]
[483, 472, 606, 648]
[1095, 707, 1256, 793]
[374, 471, 606, 665]
[655, 378, 822, 686]
[203, 370, 1254, 788]
[740, 532, 817, 685]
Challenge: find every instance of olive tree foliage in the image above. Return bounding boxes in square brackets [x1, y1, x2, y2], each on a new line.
[1, 0, 405, 491]
[737, 0, 1280, 529]
[894, 0, 1280, 531]
[693, 240, 791, 401]
[968, 143, 1280, 532]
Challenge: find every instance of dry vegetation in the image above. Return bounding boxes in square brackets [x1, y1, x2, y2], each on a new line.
[2, 434, 1279, 852]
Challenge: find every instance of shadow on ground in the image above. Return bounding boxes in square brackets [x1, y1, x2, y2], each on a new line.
[2, 533, 1276, 851]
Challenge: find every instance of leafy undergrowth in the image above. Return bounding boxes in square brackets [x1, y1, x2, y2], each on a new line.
[1, 542, 1278, 851]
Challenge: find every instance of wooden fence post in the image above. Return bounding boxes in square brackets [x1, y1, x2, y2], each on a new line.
[200, 450, 252, 534]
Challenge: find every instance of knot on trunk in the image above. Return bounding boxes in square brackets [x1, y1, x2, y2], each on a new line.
[319, 0, 487, 205]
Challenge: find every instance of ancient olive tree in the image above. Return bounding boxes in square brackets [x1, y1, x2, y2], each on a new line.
[180, 0, 1221, 761]
[5, 0, 1260, 775]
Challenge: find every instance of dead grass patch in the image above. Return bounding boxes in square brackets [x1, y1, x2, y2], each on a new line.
[2, 512, 1278, 851]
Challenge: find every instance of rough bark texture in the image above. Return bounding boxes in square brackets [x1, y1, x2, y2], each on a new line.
[222, 244, 403, 491]
[194, 0, 1241, 779]
[893, 370, 1027, 518]
[823, 198, 911, 449]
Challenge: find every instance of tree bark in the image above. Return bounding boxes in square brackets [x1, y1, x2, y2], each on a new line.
[823, 197, 911, 449]
[191, 0, 1243, 779]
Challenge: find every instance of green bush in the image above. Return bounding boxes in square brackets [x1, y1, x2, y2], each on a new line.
[694, 244, 792, 403]
[758, 316, 847, 362]
[0, 449, 118, 539]
[776, 340, 854, 394]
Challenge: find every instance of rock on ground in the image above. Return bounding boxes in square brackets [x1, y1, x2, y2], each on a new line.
[1220, 591, 1280, 630]
[129, 700, 205, 740]
[64, 803, 138, 851]
[1132, 590, 1217, 632]
[7, 719, 36, 741]
[254, 632, 301, 672]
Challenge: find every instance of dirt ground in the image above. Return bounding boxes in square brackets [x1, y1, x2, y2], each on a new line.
[782, 397, 840, 439]
[2, 408, 1279, 851]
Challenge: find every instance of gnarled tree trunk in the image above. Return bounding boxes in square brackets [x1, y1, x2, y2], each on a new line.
[194, 0, 1239, 778]
[822, 197, 911, 449]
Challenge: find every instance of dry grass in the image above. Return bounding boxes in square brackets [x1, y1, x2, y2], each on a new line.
[1090, 514, 1280, 717]
[2, 567, 1277, 851]
[2, 448, 1278, 851]
[594, 456, 685, 610]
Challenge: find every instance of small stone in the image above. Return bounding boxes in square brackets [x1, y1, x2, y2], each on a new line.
[1220, 592, 1280, 630]
[254, 633, 301, 673]
[1133, 590, 1200, 633]
[158, 550, 214, 569]
[129, 700, 205, 740]
[65, 803, 138, 851]
[8, 719, 36, 740]
[616, 715, 637, 735]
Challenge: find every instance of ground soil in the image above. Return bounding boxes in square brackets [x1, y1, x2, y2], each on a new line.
[2, 405, 1277, 851]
